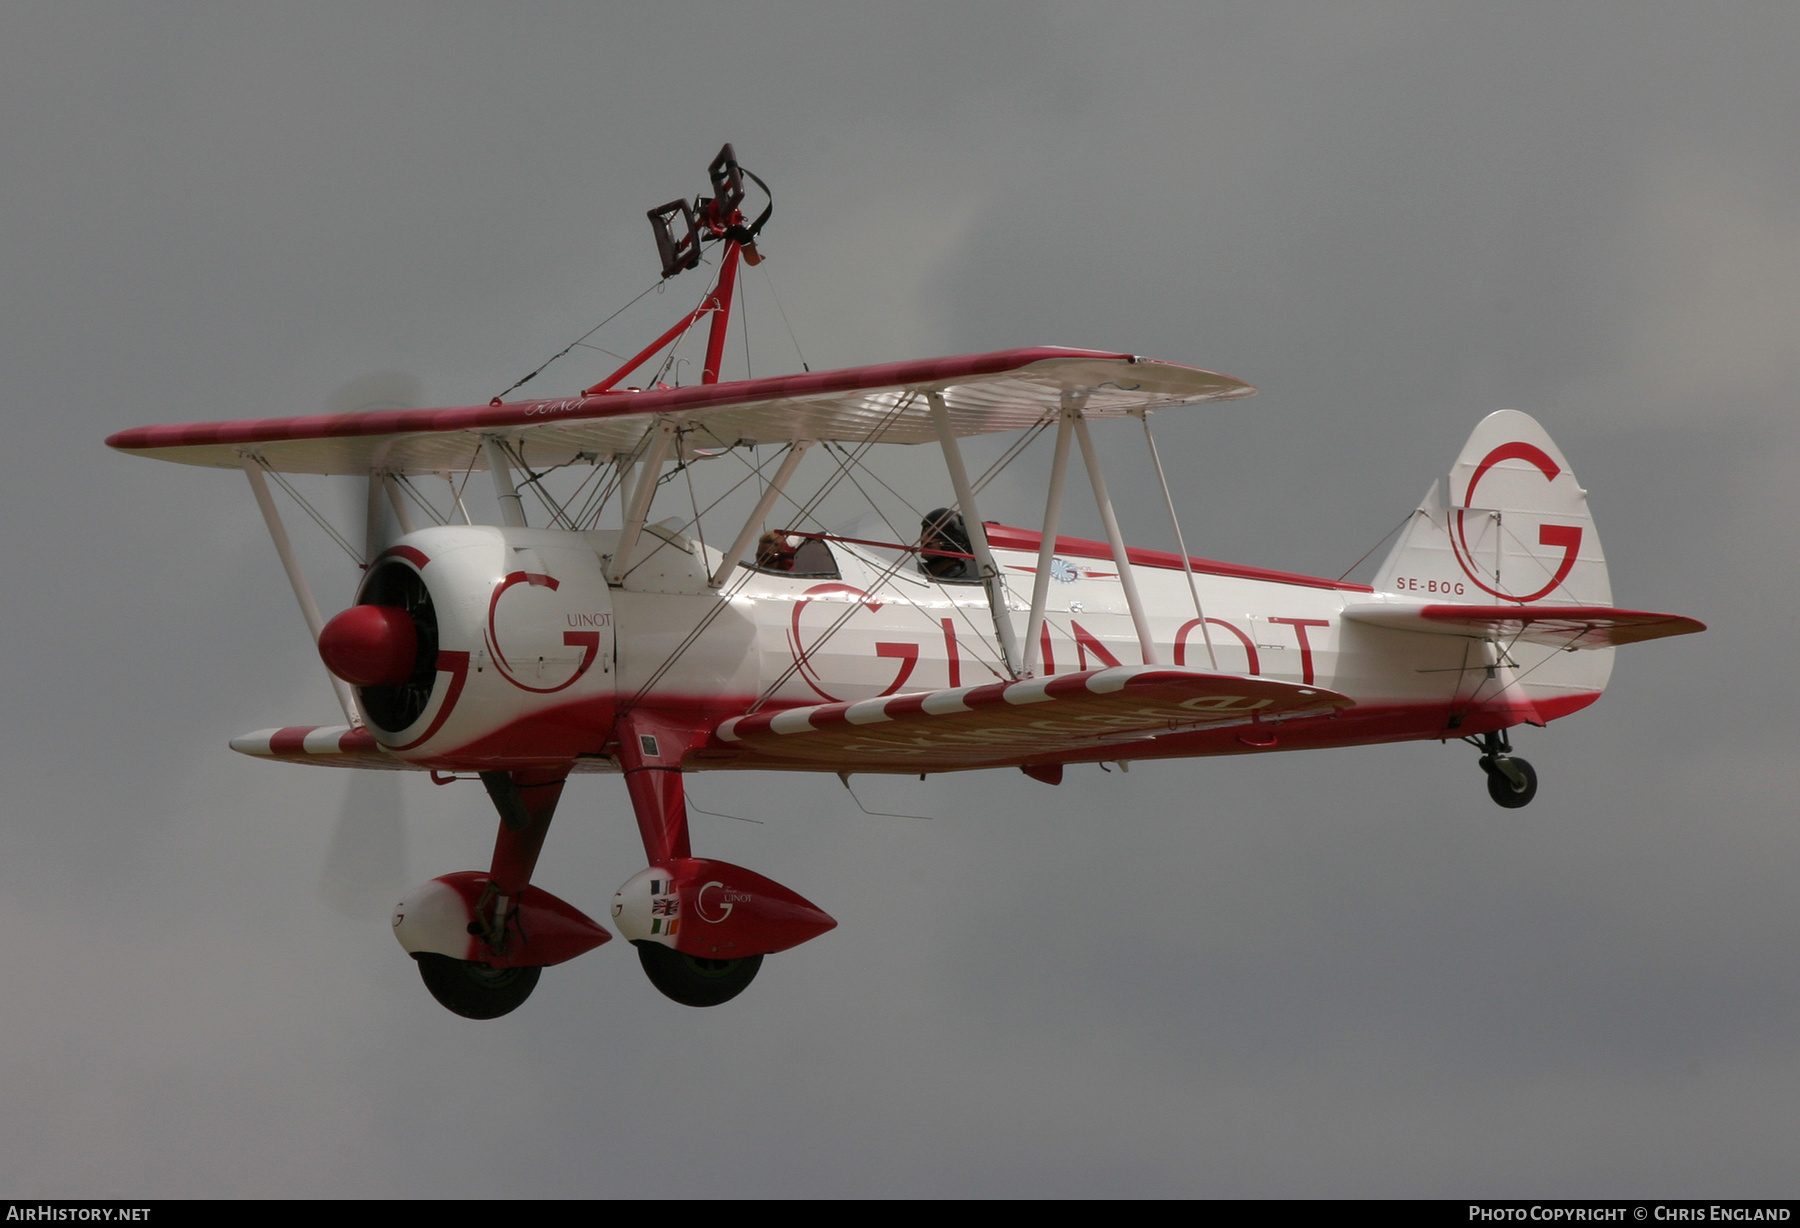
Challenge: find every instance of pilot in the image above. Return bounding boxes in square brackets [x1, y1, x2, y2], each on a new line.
[755, 530, 798, 572]
[919, 508, 975, 582]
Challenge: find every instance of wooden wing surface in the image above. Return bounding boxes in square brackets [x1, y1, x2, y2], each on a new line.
[715, 666, 1353, 771]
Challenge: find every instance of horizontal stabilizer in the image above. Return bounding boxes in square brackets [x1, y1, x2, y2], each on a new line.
[715, 666, 1353, 769]
[1342, 602, 1705, 648]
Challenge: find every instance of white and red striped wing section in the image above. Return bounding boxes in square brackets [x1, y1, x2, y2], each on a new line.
[714, 667, 1352, 769]
[1343, 603, 1706, 648]
[229, 725, 421, 770]
[107, 349, 1253, 475]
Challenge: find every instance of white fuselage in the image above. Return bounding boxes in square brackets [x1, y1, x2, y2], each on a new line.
[352, 523, 1611, 772]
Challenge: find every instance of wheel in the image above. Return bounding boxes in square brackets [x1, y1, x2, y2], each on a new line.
[413, 953, 541, 1019]
[634, 940, 763, 1007]
[1483, 756, 1538, 809]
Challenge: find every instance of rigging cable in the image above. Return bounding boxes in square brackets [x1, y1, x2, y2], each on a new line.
[390, 474, 450, 527]
[617, 402, 916, 720]
[259, 464, 365, 566]
[488, 278, 665, 403]
[758, 263, 810, 373]
[1336, 510, 1415, 583]
[810, 439, 1008, 681]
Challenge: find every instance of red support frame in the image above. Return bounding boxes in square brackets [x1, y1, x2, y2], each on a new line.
[700, 242, 742, 385]
[583, 242, 743, 396]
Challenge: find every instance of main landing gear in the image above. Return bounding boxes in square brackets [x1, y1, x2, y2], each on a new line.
[634, 944, 764, 1008]
[1469, 729, 1538, 809]
[414, 772, 566, 1019]
[394, 714, 836, 1018]
[609, 710, 836, 1008]
[414, 954, 542, 1020]
[392, 769, 612, 1020]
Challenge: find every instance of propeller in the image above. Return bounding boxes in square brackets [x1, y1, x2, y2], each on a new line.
[318, 373, 419, 920]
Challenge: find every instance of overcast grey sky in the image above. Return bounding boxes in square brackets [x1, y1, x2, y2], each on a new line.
[1, 2, 1794, 1197]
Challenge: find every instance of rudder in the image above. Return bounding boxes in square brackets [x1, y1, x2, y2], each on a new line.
[1375, 410, 1611, 607]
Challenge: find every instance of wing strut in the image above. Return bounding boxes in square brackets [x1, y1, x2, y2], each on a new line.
[1021, 403, 1076, 676]
[384, 473, 421, 533]
[1141, 413, 1218, 670]
[709, 440, 814, 588]
[240, 455, 359, 726]
[929, 391, 1022, 678]
[481, 435, 528, 528]
[1073, 409, 1160, 664]
[609, 418, 678, 583]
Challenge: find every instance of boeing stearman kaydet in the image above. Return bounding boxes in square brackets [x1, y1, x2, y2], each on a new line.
[109, 145, 1704, 1018]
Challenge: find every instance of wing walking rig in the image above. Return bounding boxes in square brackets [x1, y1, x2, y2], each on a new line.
[109, 144, 1703, 1018]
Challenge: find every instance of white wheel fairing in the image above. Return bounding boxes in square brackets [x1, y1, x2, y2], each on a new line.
[392, 877, 476, 961]
[612, 865, 680, 949]
[611, 861, 834, 957]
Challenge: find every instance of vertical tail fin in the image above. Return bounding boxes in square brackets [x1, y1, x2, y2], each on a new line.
[1374, 410, 1611, 607]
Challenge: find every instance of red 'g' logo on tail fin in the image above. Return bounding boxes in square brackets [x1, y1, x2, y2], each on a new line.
[1452, 442, 1583, 603]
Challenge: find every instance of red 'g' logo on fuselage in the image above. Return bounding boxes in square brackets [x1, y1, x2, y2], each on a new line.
[787, 583, 920, 703]
[484, 571, 602, 693]
[1451, 442, 1583, 604]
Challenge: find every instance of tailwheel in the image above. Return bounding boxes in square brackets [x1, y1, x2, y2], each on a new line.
[413, 953, 542, 1019]
[1466, 730, 1539, 809]
[633, 940, 763, 1007]
[1482, 755, 1538, 808]
[1470, 730, 1537, 809]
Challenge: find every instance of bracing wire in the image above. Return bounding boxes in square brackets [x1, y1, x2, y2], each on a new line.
[489, 278, 665, 403]
[391, 474, 449, 527]
[261, 466, 364, 565]
[1336, 511, 1415, 582]
[682, 441, 708, 560]
[805, 439, 1007, 680]
[501, 440, 584, 530]
[972, 419, 1051, 496]
[738, 260, 752, 382]
[610, 444, 813, 710]
[747, 504, 967, 712]
[758, 263, 810, 373]
[684, 792, 765, 825]
[615, 409, 919, 721]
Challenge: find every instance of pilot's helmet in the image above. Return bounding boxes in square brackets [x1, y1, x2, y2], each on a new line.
[920, 508, 971, 552]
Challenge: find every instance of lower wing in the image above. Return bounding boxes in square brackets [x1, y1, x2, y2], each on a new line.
[715, 666, 1353, 770]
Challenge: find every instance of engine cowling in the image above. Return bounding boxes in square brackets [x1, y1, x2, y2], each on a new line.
[321, 526, 617, 766]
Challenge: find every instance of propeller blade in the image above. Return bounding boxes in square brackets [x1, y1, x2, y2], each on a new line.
[327, 373, 421, 560]
[320, 374, 419, 920]
[319, 768, 408, 920]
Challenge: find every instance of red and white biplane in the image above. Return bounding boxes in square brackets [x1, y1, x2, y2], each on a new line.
[110, 146, 1704, 1018]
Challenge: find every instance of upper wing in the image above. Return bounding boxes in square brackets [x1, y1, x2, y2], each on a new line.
[1342, 601, 1706, 648]
[108, 348, 1254, 475]
[714, 665, 1352, 770]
